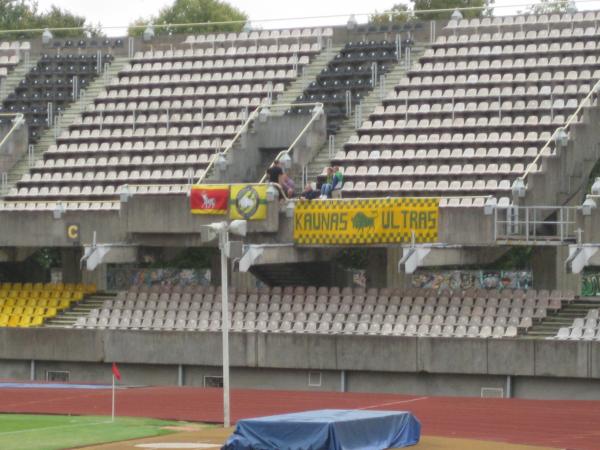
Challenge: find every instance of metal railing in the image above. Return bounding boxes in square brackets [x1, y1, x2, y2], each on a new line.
[125, 102, 324, 195]
[519, 78, 600, 183]
[494, 205, 579, 243]
[0, 112, 25, 194]
[259, 102, 325, 192]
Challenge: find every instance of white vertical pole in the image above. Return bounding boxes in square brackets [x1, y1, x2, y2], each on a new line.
[220, 229, 231, 428]
[111, 374, 115, 422]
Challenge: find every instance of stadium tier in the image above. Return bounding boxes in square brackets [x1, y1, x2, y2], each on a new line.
[328, 17, 600, 202]
[5, 28, 332, 202]
[0, 282, 95, 327]
[72, 285, 575, 338]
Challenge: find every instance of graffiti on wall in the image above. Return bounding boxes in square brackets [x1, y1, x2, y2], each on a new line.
[582, 273, 600, 296]
[107, 265, 211, 291]
[411, 270, 533, 292]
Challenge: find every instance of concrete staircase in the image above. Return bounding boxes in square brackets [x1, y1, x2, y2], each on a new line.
[273, 44, 344, 108]
[526, 297, 600, 338]
[3, 56, 130, 194]
[306, 49, 424, 182]
[44, 292, 114, 328]
[0, 59, 33, 104]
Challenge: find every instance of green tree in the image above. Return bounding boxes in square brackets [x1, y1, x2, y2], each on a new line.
[370, 3, 412, 26]
[411, 0, 494, 21]
[527, 0, 575, 14]
[128, 0, 248, 37]
[0, 0, 98, 39]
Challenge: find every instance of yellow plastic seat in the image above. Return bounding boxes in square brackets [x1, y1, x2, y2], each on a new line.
[0, 315, 8, 326]
[57, 299, 70, 309]
[23, 306, 34, 315]
[8, 315, 20, 327]
[11, 306, 24, 315]
[33, 307, 46, 316]
[1, 306, 12, 315]
[39, 290, 50, 299]
[18, 316, 32, 327]
[16, 298, 27, 307]
[30, 316, 43, 326]
[28, 291, 40, 299]
[23, 282, 33, 290]
[47, 299, 59, 308]
[72, 292, 84, 301]
[45, 307, 57, 317]
[5, 298, 15, 307]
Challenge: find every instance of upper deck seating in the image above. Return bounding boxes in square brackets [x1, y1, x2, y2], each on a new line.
[325, 14, 600, 205]
[5, 29, 326, 204]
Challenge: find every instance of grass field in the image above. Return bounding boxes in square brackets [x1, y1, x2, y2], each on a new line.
[0, 414, 189, 450]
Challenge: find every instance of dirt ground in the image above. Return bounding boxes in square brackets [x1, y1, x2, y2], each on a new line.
[79, 426, 557, 450]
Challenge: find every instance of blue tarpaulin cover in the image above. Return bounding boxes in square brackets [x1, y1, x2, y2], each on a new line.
[222, 409, 421, 450]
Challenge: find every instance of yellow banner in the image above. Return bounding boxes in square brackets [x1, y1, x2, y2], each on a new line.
[229, 184, 268, 221]
[294, 198, 439, 245]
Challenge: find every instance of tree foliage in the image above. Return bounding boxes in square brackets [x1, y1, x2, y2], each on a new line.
[128, 0, 248, 37]
[370, 3, 411, 26]
[411, 0, 493, 21]
[526, 0, 575, 14]
[0, 0, 100, 39]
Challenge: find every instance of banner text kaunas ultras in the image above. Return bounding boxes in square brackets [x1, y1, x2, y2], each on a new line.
[294, 198, 439, 245]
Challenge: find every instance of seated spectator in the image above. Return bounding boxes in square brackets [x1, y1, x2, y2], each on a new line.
[300, 184, 320, 200]
[265, 160, 288, 198]
[266, 160, 283, 184]
[320, 167, 334, 198]
[280, 172, 295, 198]
[331, 166, 343, 194]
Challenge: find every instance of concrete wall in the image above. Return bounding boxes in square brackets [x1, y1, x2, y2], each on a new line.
[4, 328, 600, 399]
[0, 120, 28, 174]
[206, 113, 327, 185]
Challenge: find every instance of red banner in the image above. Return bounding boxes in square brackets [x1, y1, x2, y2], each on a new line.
[190, 185, 229, 214]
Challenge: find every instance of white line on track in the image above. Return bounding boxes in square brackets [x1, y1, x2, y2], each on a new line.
[0, 419, 113, 436]
[357, 396, 429, 410]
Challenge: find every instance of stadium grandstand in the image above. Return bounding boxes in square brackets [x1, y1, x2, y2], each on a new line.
[2, 0, 600, 448]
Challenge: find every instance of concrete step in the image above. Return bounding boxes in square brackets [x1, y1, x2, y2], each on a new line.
[44, 293, 114, 328]
[304, 50, 424, 182]
[525, 299, 600, 338]
[273, 44, 344, 108]
[0, 61, 31, 103]
[3, 57, 129, 195]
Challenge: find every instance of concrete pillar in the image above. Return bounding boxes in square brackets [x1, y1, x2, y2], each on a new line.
[210, 252, 221, 286]
[366, 248, 387, 287]
[231, 270, 260, 291]
[386, 246, 410, 289]
[531, 246, 581, 293]
[81, 263, 107, 291]
[61, 247, 83, 283]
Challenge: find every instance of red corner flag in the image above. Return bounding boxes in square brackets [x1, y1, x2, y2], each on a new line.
[112, 362, 122, 381]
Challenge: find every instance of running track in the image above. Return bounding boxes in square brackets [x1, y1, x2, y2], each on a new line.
[1, 386, 600, 449]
